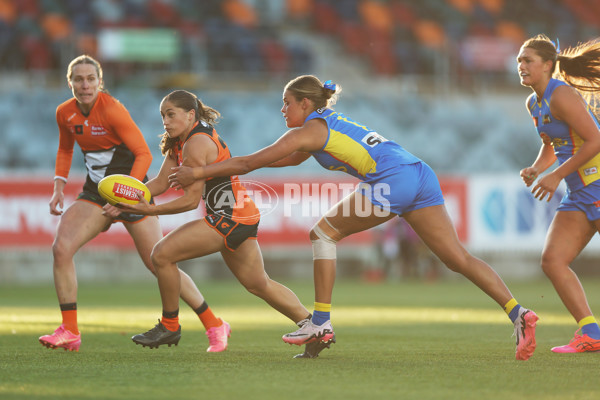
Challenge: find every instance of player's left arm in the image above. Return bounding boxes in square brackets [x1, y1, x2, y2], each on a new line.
[532, 86, 600, 201]
[550, 86, 600, 178]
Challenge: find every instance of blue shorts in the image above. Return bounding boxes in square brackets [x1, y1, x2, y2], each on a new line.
[357, 161, 445, 216]
[557, 181, 600, 221]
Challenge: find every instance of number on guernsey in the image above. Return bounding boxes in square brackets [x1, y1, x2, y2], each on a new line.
[362, 132, 388, 147]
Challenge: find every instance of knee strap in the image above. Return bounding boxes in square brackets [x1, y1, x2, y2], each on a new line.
[311, 223, 337, 260]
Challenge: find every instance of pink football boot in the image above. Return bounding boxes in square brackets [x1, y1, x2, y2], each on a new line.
[206, 320, 231, 352]
[39, 324, 81, 352]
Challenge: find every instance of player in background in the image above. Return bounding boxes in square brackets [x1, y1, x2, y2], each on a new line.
[110, 90, 312, 351]
[168, 75, 539, 360]
[40, 55, 229, 353]
[518, 35, 600, 353]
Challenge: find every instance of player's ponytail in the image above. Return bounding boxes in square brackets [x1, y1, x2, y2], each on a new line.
[195, 98, 221, 126]
[556, 39, 600, 92]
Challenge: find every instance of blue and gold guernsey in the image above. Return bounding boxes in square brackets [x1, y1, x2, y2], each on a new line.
[305, 108, 444, 215]
[528, 78, 600, 191]
[306, 108, 420, 180]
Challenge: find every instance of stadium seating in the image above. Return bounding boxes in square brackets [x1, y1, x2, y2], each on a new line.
[1, 0, 598, 77]
[0, 0, 596, 174]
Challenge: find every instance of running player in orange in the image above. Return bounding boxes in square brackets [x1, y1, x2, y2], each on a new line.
[39, 55, 227, 353]
[111, 90, 311, 349]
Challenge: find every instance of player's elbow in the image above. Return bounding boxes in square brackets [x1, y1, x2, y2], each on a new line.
[237, 158, 255, 175]
[590, 138, 600, 155]
[185, 196, 201, 211]
[175, 190, 202, 212]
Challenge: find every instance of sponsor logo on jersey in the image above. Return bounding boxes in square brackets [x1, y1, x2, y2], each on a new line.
[73, 125, 84, 135]
[542, 114, 552, 124]
[91, 125, 107, 136]
[205, 214, 218, 224]
[584, 166, 598, 176]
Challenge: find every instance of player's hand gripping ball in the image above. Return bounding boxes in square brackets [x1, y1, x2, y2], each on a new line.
[97, 174, 151, 206]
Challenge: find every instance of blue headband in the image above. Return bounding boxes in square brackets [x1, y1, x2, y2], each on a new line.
[550, 38, 561, 54]
[323, 80, 336, 91]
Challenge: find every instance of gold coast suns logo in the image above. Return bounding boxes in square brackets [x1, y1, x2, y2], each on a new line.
[552, 138, 567, 147]
[540, 133, 567, 147]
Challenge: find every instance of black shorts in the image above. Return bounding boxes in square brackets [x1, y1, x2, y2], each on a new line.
[77, 190, 151, 223]
[204, 213, 259, 250]
[80, 175, 153, 223]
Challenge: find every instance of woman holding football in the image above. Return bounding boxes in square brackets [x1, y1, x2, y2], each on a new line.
[168, 75, 539, 360]
[112, 89, 313, 353]
[518, 35, 600, 353]
[40, 55, 229, 353]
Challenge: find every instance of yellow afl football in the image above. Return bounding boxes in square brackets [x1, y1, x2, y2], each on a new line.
[97, 174, 151, 206]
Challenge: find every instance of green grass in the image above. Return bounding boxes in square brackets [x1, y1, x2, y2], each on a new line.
[2, 278, 600, 400]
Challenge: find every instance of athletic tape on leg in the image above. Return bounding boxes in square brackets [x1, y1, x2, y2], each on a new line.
[311, 223, 337, 260]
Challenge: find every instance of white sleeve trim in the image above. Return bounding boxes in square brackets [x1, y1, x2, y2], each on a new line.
[54, 176, 68, 183]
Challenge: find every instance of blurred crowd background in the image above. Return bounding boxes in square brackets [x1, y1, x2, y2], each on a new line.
[1, 0, 599, 176]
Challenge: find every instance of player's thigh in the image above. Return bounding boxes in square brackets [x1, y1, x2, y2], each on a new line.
[322, 191, 396, 239]
[220, 239, 267, 288]
[54, 200, 110, 252]
[153, 219, 225, 264]
[402, 204, 466, 265]
[543, 211, 595, 265]
[125, 216, 163, 269]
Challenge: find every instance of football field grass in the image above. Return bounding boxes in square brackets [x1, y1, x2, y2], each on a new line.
[1, 277, 600, 400]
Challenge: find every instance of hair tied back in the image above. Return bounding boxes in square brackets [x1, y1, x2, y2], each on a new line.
[323, 80, 337, 91]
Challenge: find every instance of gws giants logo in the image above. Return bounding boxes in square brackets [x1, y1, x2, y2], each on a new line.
[206, 180, 279, 222]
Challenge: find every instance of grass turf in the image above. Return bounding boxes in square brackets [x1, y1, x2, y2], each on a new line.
[1, 278, 600, 400]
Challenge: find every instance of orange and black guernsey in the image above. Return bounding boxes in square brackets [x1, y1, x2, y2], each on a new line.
[174, 121, 260, 225]
[55, 92, 152, 185]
